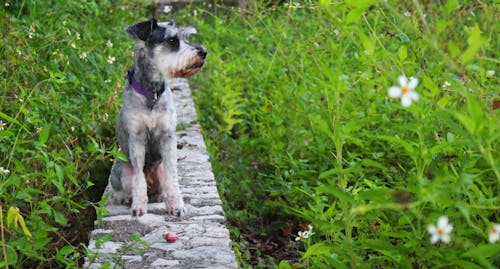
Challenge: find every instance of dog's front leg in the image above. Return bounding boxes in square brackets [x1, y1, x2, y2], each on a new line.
[129, 134, 148, 217]
[159, 132, 187, 217]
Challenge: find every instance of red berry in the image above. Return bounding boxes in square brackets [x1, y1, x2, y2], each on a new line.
[163, 232, 177, 243]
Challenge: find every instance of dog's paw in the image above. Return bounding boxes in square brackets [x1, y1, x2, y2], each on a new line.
[131, 199, 148, 217]
[166, 198, 187, 217]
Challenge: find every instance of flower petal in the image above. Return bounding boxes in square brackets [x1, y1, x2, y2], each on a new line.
[428, 225, 437, 234]
[408, 91, 419, 101]
[443, 224, 453, 234]
[398, 75, 408, 87]
[489, 233, 499, 243]
[389, 86, 402, 98]
[441, 234, 451, 244]
[401, 95, 412, 107]
[408, 77, 419, 89]
[302, 231, 310, 238]
[437, 216, 449, 229]
[430, 234, 439, 244]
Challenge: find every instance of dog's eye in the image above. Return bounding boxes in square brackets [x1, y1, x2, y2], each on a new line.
[167, 36, 179, 46]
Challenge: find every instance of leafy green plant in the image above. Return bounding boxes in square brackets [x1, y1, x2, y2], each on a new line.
[188, 0, 499, 267]
[1, 0, 149, 267]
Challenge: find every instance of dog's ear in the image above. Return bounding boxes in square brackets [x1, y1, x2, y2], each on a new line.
[126, 19, 158, 41]
[179, 26, 197, 39]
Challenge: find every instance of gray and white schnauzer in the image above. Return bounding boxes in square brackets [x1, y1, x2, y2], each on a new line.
[108, 19, 207, 217]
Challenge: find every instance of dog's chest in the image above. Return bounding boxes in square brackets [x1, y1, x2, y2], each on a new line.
[126, 99, 176, 135]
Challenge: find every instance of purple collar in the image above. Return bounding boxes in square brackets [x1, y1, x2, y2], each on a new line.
[127, 68, 165, 101]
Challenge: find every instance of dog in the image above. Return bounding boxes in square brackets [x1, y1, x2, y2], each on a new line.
[108, 19, 207, 217]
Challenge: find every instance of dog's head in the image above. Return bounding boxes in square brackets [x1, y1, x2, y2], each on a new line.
[126, 19, 207, 78]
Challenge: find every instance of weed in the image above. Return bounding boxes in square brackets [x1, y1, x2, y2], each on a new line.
[188, 0, 499, 267]
[1, 0, 146, 267]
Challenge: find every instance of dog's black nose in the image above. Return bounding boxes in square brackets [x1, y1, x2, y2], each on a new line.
[194, 44, 207, 59]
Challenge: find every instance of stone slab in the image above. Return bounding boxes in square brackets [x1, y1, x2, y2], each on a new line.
[84, 78, 238, 268]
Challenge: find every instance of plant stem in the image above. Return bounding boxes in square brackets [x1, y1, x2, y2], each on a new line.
[0, 206, 8, 269]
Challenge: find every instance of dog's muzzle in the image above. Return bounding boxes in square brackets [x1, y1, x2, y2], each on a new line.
[173, 44, 207, 78]
[194, 44, 207, 60]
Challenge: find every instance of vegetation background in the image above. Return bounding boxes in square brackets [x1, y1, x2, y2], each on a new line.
[1, 0, 499, 268]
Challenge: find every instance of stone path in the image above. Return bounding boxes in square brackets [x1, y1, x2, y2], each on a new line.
[84, 79, 238, 269]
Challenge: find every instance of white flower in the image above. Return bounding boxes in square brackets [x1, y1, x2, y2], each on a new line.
[388, 75, 419, 107]
[0, 120, 6, 130]
[443, 81, 451, 89]
[107, 56, 116, 64]
[428, 216, 453, 244]
[0, 167, 10, 175]
[295, 224, 314, 241]
[333, 29, 340, 36]
[106, 40, 113, 48]
[28, 24, 35, 39]
[295, 230, 310, 241]
[404, 11, 411, 17]
[71, 42, 76, 48]
[488, 224, 500, 243]
[486, 70, 495, 78]
[79, 52, 87, 59]
[75, 32, 81, 40]
[163, 5, 172, 14]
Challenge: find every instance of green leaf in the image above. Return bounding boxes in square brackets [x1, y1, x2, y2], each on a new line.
[377, 135, 415, 155]
[55, 165, 64, 181]
[0, 111, 28, 132]
[466, 96, 484, 126]
[6, 206, 32, 240]
[53, 209, 68, 225]
[0, 244, 18, 266]
[461, 24, 487, 64]
[358, 239, 403, 262]
[462, 244, 500, 269]
[316, 185, 355, 204]
[301, 242, 334, 260]
[398, 46, 407, 60]
[360, 159, 387, 171]
[446, 0, 460, 14]
[345, 0, 377, 22]
[278, 260, 292, 269]
[38, 124, 51, 145]
[345, 0, 377, 8]
[448, 41, 460, 58]
[422, 74, 439, 97]
[346, 7, 365, 23]
[359, 32, 374, 55]
[57, 245, 75, 256]
[6, 206, 17, 229]
[357, 188, 391, 203]
[309, 114, 335, 143]
[452, 111, 476, 135]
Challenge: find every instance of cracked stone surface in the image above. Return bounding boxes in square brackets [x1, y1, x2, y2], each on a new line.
[84, 79, 238, 268]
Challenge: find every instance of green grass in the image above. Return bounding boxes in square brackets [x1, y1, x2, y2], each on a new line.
[186, 0, 500, 267]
